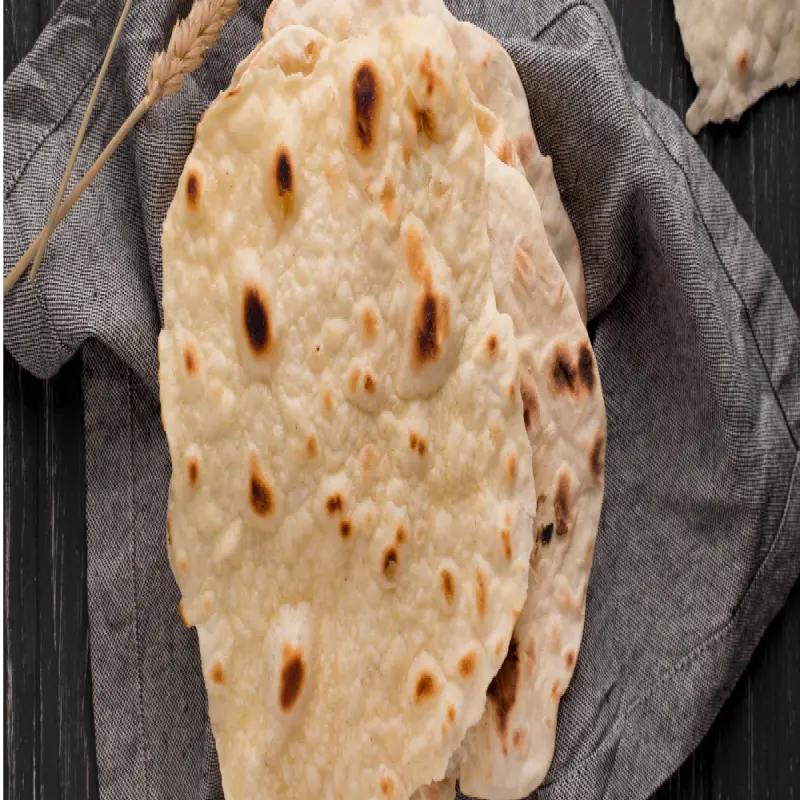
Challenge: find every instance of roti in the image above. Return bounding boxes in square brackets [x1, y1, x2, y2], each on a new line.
[235, 25, 606, 800]
[412, 134, 606, 800]
[456, 148, 606, 799]
[159, 17, 535, 800]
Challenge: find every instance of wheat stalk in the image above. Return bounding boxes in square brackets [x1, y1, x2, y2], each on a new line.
[28, 0, 135, 282]
[4, 0, 240, 296]
[146, 0, 239, 102]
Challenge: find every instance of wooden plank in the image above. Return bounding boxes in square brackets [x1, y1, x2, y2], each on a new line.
[606, 0, 800, 311]
[36, 356, 97, 800]
[0, 354, 7, 797]
[4, 355, 42, 800]
[2, 16, 50, 800]
[4, 6, 99, 800]
[0, 356, 4, 797]
[3, 351, 97, 800]
[38, 0, 62, 30]
[2, 0, 39, 79]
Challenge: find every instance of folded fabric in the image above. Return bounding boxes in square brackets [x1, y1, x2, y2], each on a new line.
[4, 1, 799, 798]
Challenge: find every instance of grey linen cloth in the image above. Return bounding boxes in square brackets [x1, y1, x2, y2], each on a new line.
[4, 0, 800, 798]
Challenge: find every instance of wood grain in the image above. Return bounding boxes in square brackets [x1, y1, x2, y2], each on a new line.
[3, 353, 97, 800]
[3, 1, 798, 799]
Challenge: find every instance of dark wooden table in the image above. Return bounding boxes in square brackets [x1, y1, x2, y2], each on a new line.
[4, 1, 799, 798]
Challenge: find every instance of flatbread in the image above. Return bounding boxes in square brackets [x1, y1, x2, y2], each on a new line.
[237, 25, 605, 800]
[159, 17, 535, 800]
[260, 0, 588, 322]
[675, 0, 800, 133]
[242, 25, 604, 798]
[414, 135, 606, 800]
[456, 148, 606, 800]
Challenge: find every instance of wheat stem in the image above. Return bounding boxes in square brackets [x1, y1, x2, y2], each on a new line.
[29, 0, 134, 282]
[4, 0, 239, 296]
[4, 98, 151, 296]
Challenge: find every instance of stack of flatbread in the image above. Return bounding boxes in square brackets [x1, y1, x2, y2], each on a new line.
[158, 3, 607, 799]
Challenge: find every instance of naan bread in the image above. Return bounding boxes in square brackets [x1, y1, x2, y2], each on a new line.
[159, 17, 535, 800]
[259, 0, 588, 322]
[675, 0, 800, 133]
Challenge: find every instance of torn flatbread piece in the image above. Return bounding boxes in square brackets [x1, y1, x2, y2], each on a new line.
[675, 0, 800, 133]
